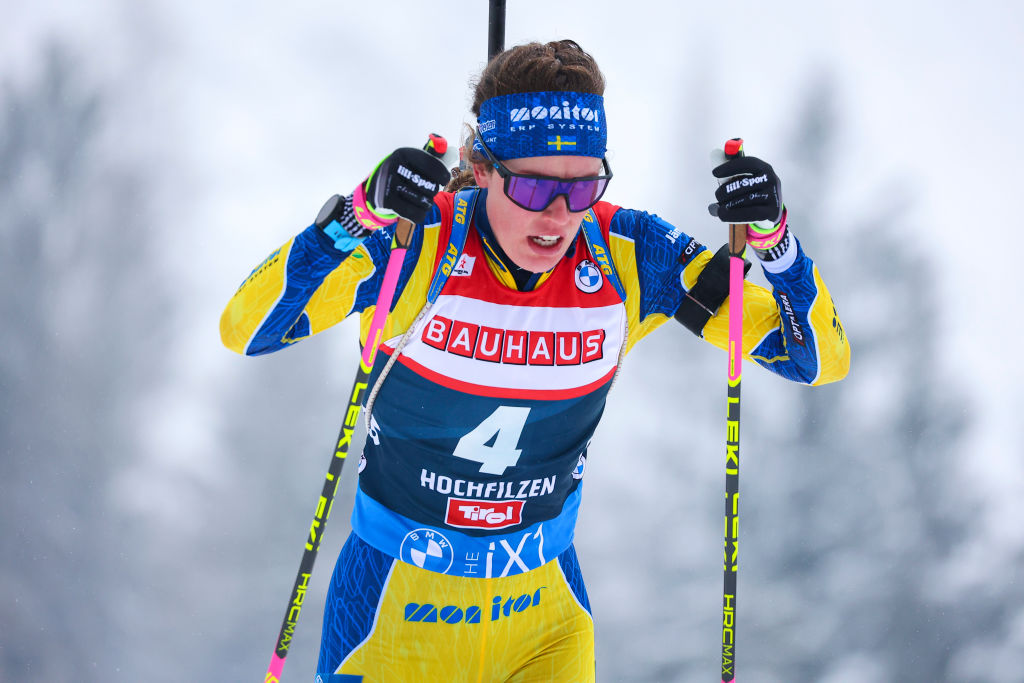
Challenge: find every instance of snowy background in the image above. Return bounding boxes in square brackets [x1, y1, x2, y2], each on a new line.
[3, 1, 1023, 681]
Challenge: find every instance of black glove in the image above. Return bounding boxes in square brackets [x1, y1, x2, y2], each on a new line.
[366, 147, 450, 225]
[315, 141, 450, 252]
[708, 154, 784, 225]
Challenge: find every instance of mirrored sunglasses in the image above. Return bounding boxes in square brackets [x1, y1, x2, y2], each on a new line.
[475, 131, 613, 213]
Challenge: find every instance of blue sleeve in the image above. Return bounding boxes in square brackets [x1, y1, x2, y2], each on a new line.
[607, 207, 707, 321]
[227, 204, 437, 356]
[604, 207, 849, 385]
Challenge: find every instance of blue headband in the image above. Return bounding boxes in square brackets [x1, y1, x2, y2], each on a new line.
[476, 91, 607, 160]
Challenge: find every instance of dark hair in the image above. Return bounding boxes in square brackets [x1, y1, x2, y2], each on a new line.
[446, 40, 605, 192]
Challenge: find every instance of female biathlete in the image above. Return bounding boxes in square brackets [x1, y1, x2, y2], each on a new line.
[220, 39, 849, 683]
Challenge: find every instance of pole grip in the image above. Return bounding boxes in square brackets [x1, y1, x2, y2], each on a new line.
[728, 223, 747, 258]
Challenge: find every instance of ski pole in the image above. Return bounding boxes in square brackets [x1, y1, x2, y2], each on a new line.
[488, 0, 506, 59]
[263, 135, 448, 683]
[720, 138, 746, 683]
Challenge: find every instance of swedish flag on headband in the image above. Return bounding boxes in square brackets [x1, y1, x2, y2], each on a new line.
[547, 135, 577, 151]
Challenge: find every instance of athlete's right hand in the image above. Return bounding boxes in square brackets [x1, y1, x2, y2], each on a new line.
[315, 138, 450, 251]
[363, 146, 450, 226]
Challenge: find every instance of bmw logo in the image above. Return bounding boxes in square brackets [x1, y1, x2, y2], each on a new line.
[575, 260, 603, 293]
[399, 528, 454, 573]
[572, 453, 587, 480]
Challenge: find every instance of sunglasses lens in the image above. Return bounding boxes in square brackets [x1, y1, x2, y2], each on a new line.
[565, 178, 607, 212]
[506, 176, 562, 211]
[503, 168, 611, 212]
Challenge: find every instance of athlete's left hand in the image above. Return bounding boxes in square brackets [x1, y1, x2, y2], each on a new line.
[707, 151, 784, 225]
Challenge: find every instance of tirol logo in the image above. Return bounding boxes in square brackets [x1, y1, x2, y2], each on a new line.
[446, 498, 524, 530]
[400, 529, 454, 573]
[574, 260, 603, 293]
[422, 316, 605, 366]
[452, 253, 475, 277]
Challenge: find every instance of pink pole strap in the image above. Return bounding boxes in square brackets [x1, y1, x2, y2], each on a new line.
[745, 209, 787, 250]
[351, 182, 398, 232]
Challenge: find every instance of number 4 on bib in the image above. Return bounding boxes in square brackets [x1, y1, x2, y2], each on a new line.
[453, 406, 530, 475]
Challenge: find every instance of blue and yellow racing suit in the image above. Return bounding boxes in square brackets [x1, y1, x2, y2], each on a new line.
[221, 189, 849, 682]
